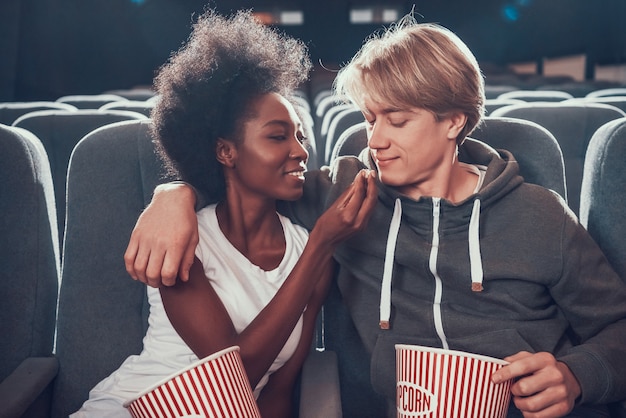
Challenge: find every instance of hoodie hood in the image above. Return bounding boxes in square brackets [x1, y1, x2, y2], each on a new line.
[361, 138, 522, 210]
[360, 139, 524, 334]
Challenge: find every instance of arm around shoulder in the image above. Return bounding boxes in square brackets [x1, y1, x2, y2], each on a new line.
[124, 181, 199, 287]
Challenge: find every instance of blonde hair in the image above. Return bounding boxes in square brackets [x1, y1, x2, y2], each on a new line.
[333, 16, 485, 144]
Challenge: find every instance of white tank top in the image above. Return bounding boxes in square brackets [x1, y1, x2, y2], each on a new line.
[72, 204, 309, 417]
[195, 204, 309, 396]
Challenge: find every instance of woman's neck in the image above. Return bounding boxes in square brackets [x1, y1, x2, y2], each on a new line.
[216, 196, 285, 271]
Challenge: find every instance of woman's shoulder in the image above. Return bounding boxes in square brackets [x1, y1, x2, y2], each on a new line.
[196, 202, 218, 219]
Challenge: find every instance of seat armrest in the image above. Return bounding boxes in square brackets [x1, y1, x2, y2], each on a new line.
[299, 349, 342, 418]
[0, 356, 58, 418]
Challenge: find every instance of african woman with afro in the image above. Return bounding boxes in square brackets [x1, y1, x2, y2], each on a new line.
[72, 9, 376, 418]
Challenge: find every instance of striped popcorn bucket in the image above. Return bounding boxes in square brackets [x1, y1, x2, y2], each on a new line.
[124, 346, 261, 418]
[395, 345, 512, 418]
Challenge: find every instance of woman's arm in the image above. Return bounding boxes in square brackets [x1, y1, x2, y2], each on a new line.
[255, 261, 336, 418]
[161, 238, 329, 390]
[161, 170, 377, 390]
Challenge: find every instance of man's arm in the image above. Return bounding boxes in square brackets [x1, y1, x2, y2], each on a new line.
[255, 261, 336, 418]
[491, 212, 626, 416]
[126, 156, 370, 287]
[124, 182, 199, 287]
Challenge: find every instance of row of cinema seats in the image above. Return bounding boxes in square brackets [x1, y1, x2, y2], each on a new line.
[0, 91, 160, 247]
[0, 91, 158, 126]
[1, 82, 626, 416]
[0, 90, 317, 252]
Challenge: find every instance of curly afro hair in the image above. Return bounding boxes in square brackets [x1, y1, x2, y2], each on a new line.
[151, 9, 312, 202]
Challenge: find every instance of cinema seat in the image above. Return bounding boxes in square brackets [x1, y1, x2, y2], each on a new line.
[471, 116, 567, 200]
[580, 117, 626, 417]
[580, 117, 626, 281]
[497, 89, 574, 102]
[99, 100, 155, 117]
[12, 109, 148, 245]
[317, 103, 355, 167]
[491, 101, 625, 215]
[0, 124, 59, 418]
[484, 98, 524, 115]
[323, 106, 363, 165]
[0, 101, 77, 125]
[330, 121, 368, 163]
[50, 119, 171, 417]
[586, 87, 626, 98]
[568, 96, 626, 113]
[55, 93, 128, 109]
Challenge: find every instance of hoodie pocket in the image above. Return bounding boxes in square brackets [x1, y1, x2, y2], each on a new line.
[446, 328, 535, 360]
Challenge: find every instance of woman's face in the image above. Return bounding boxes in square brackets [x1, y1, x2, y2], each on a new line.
[228, 92, 308, 202]
[363, 98, 462, 197]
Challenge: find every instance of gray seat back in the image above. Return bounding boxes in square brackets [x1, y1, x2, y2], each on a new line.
[324, 107, 363, 165]
[0, 101, 77, 125]
[55, 94, 128, 109]
[12, 109, 148, 243]
[491, 102, 625, 215]
[0, 124, 59, 381]
[580, 117, 626, 281]
[497, 89, 574, 102]
[51, 119, 172, 418]
[471, 116, 567, 200]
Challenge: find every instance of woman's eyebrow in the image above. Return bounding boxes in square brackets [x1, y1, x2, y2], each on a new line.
[262, 119, 291, 128]
[262, 119, 302, 131]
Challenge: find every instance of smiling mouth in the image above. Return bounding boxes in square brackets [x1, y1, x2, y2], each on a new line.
[286, 171, 305, 177]
[375, 157, 396, 165]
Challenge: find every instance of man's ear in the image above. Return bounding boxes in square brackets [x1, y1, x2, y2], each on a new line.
[446, 112, 468, 141]
[216, 138, 236, 168]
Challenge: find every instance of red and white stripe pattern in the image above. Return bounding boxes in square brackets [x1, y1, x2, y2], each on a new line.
[127, 347, 261, 418]
[396, 345, 512, 418]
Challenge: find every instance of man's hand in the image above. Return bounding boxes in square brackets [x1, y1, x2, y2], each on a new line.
[124, 182, 199, 287]
[492, 351, 581, 418]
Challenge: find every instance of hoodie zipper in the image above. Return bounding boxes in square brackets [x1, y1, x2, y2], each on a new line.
[429, 197, 449, 349]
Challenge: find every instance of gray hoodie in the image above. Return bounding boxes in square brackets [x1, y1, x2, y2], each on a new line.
[284, 138, 626, 416]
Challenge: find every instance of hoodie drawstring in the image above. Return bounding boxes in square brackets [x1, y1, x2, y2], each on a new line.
[379, 198, 402, 329]
[469, 199, 484, 292]
[378, 196, 485, 330]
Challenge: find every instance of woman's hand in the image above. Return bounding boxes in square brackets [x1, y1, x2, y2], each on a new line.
[309, 169, 378, 247]
[124, 182, 199, 287]
[492, 351, 581, 418]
